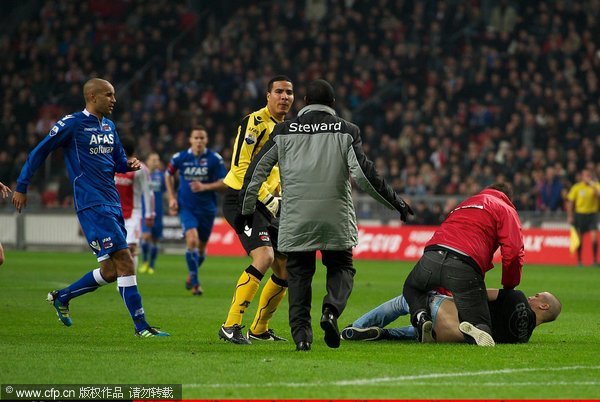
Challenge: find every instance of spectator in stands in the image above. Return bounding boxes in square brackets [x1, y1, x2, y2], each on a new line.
[412, 201, 435, 226]
[489, 0, 518, 34]
[538, 166, 564, 212]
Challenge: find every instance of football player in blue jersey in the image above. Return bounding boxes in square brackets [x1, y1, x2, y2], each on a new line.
[12, 78, 169, 337]
[139, 152, 166, 275]
[165, 127, 227, 296]
[0, 181, 10, 266]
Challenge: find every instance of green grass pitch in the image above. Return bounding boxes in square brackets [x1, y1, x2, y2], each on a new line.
[1, 250, 599, 399]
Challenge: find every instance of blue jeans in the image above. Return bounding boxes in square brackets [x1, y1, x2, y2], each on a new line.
[351, 295, 416, 340]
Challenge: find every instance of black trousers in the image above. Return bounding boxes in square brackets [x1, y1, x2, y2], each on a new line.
[286, 249, 355, 344]
[403, 249, 492, 335]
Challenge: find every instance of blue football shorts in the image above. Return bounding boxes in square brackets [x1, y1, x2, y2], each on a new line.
[77, 205, 129, 262]
[179, 208, 216, 242]
[142, 216, 164, 239]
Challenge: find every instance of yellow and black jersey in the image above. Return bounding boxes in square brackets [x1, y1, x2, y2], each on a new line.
[224, 106, 281, 200]
[567, 181, 600, 214]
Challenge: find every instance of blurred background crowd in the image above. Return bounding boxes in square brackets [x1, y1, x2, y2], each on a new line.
[1, 0, 599, 225]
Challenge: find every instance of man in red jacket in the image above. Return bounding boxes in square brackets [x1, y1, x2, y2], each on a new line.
[402, 182, 524, 346]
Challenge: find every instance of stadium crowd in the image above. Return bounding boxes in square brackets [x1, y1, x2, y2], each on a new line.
[1, 0, 600, 224]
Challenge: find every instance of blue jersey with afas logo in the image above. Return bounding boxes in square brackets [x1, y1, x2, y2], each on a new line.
[167, 148, 226, 214]
[16, 109, 129, 211]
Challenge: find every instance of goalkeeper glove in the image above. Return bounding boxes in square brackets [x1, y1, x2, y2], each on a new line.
[261, 194, 281, 217]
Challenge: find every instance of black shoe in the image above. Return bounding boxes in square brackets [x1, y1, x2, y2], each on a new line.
[296, 341, 311, 351]
[320, 308, 340, 348]
[247, 329, 288, 341]
[218, 324, 251, 344]
[414, 311, 434, 343]
[135, 326, 170, 337]
[191, 284, 203, 296]
[340, 326, 383, 341]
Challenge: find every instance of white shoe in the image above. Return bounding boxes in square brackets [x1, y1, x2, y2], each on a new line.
[459, 322, 495, 346]
[421, 320, 435, 343]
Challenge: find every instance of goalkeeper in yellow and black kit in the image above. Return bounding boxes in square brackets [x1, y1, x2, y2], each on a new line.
[219, 75, 294, 344]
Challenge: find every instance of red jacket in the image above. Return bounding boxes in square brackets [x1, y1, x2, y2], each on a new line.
[426, 189, 524, 289]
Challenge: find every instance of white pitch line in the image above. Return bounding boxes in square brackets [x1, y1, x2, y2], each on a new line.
[186, 365, 600, 389]
[389, 381, 600, 387]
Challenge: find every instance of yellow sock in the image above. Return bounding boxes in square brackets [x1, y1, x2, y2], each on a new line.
[250, 276, 287, 334]
[224, 270, 260, 327]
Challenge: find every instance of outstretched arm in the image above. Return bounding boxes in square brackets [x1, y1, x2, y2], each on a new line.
[189, 179, 227, 192]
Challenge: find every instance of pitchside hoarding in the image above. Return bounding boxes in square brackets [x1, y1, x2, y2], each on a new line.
[4, 215, 587, 266]
[201, 219, 589, 266]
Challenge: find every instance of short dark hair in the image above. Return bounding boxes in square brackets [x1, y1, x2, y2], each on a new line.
[267, 75, 292, 92]
[305, 79, 335, 106]
[487, 182, 513, 201]
[120, 136, 136, 157]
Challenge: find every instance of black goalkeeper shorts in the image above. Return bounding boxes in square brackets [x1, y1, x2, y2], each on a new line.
[222, 187, 281, 255]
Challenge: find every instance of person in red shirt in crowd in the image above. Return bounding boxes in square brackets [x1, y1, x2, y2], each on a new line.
[402, 182, 524, 347]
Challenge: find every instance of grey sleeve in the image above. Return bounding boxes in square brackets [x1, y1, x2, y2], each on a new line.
[240, 137, 279, 215]
[347, 127, 397, 210]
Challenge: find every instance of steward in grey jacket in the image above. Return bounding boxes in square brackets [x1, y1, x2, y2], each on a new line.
[239, 105, 412, 253]
[237, 79, 412, 352]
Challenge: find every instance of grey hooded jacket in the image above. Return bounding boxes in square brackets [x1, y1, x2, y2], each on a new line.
[240, 104, 401, 252]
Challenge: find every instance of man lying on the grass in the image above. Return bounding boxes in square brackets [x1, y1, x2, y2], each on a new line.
[341, 288, 561, 343]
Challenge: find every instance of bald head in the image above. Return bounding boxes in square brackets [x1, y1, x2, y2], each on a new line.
[83, 78, 110, 101]
[539, 292, 562, 323]
[529, 291, 562, 325]
[83, 78, 116, 118]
